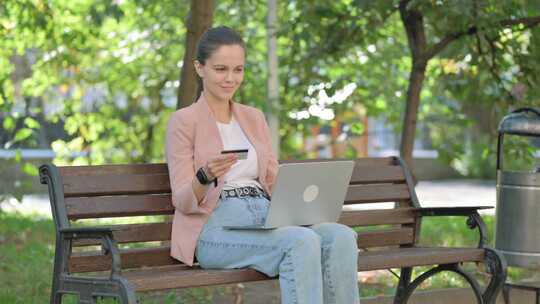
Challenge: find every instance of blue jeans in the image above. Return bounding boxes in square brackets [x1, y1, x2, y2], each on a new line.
[195, 196, 360, 304]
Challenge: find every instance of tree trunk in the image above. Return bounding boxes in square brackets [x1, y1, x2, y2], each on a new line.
[399, 0, 428, 168]
[266, 0, 280, 155]
[176, 0, 214, 109]
[400, 61, 427, 166]
[397, 0, 540, 168]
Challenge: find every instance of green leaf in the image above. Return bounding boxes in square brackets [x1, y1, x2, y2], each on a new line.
[345, 144, 358, 158]
[21, 162, 39, 176]
[23, 117, 40, 129]
[3, 116, 15, 131]
[14, 128, 33, 142]
[14, 149, 22, 163]
[350, 122, 365, 135]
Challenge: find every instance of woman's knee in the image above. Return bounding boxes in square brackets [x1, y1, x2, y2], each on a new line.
[278, 226, 322, 252]
[312, 222, 358, 248]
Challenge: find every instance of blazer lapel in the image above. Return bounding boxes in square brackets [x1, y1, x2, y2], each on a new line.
[196, 95, 224, 159]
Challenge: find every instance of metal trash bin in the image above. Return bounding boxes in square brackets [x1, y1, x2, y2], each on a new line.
[495, 107, 540, 268]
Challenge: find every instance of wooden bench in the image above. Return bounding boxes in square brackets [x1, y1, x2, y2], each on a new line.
[40, 156, 506, 303]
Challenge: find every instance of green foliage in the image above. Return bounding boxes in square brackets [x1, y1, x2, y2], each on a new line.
[1, 0, 539, 174]
[0, 212, 55, 302]
[0, 212, 226, 303]
[419, 215, 495, 247]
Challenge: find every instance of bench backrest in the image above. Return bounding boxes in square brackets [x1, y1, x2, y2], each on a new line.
[40, 156, 421, 274]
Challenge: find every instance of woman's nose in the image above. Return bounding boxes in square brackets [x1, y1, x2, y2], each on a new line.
[225, 71, 234, 82]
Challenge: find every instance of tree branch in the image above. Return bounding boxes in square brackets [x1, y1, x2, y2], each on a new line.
[425, 15, 540, 60]
[399, 0, 427, 62]
[484, 35, 516, 103]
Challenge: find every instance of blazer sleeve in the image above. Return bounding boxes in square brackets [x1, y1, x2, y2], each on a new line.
[165, 111, 206, 214]
[258, 109, 279, 194]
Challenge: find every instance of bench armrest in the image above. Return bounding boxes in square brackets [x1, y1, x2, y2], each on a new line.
[412, 206, 492, 216]
[59, 227, 122, 278]
[412, 206, 491, 249]
[59, 227, 116, 238]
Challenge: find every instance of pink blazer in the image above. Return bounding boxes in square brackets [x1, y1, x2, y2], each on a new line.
[165, 95, 279, 266]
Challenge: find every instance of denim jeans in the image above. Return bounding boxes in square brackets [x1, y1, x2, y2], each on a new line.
[195, 195, 360, 304]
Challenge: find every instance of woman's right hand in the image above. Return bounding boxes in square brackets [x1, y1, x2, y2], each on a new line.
[203, 154, 238, 180]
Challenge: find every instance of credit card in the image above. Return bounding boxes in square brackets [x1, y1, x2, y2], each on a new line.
[221, 149, 248, 160]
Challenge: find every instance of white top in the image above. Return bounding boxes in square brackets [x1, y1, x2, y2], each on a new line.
[216, 117, 263, 190]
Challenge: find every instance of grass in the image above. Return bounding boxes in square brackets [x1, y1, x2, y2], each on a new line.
[0, 211, 529, 302]
[0, 212, 54, 303]
[0, 212, 226, 303]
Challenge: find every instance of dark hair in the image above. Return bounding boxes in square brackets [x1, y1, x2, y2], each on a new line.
[194, 26, 246, 101]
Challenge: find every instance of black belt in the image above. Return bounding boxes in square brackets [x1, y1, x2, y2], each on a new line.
[220, 186, 269, 200]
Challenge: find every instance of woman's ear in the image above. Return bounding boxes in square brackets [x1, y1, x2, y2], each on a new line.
[194, 60, 203, 77]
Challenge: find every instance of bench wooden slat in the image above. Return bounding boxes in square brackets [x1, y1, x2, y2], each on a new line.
[350, 165, 405, 184]
[65, 188, 413, 220]
[70, 246, 176, 273]
[358, 227, 414, 248]
[63, 173, 171, 197]
[358, 247, 485, 271]
[61, 158, 401, 198]
[66, 194, 174, 220]
[338, 208, 416, 227]
[59, 158, 395, 177]
[123, 265, 270, 291]
[73, 222, 173, 246]
[58, 163, 168, 176]
[59, 157, 395, 178]
[83, 246, 484, 292]
[344, 183, 410, 204]
[72, 212, 415, 247]
[70, 228, 414, 272]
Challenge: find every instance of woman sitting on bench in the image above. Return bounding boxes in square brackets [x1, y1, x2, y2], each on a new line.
[165, 26, 360, 304]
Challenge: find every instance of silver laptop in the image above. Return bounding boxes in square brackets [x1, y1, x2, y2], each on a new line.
[224, 160, 354, 230]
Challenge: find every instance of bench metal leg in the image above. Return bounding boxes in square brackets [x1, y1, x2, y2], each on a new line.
[393, 248, 507, 304]
[398, 264, 484, 304]
[502, 284, 511, 304]
[54, 275, 137, 304]
[50, 291, 62, 304]
[51, 237, 69, 304]
[482, 248, 507, 304]
[394, 267, 412, 304]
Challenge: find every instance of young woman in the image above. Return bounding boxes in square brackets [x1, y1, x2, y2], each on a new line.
[166, 26, 360, 304]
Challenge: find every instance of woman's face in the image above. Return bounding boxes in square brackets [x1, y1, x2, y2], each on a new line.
[195, 44, 245, 103]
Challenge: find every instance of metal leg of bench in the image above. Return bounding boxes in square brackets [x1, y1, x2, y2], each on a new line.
[482, 248, 507, 304]
[50, 269, 63, 304]
[398, 264, 484, 304]
[56, 275, 137, 304]
[51, 238, 71, 304]
[114, 275, 139, 304]
[502, 284, 511, 304]
[393, 267, 412, 304]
